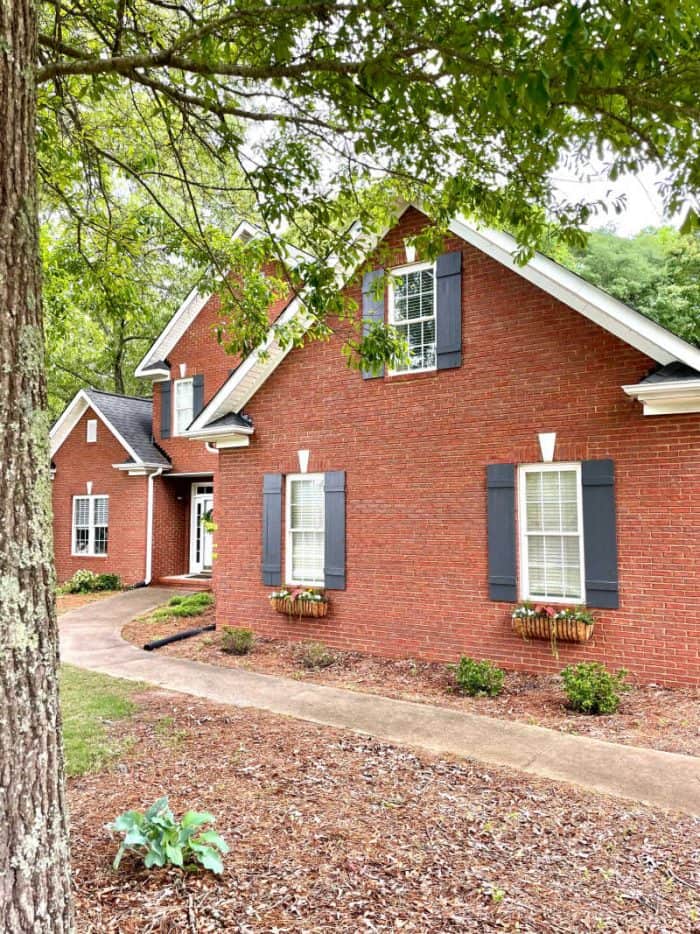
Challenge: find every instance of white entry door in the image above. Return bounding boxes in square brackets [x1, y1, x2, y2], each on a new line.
[190, 483, 214, 574]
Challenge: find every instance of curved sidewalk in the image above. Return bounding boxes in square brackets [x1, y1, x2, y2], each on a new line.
[59, 588, 700, 816]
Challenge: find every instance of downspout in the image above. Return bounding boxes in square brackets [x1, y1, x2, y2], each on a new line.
[205, 442, 219, 455]
[144, 467, 164, 585]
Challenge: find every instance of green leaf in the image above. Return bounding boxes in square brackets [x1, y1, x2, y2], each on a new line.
[196, 830, 230, 854]
[190, 844, 224, 875]
[165, 844, 184, 867]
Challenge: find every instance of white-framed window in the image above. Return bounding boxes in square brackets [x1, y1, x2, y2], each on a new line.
[388, 262, 437, 374]
[72, 494, 109, 556]
[86, 419, 97, 443]
[174, 377, 194, 435]
[285, 473, 325, 586]
[518, 463, 585, 603]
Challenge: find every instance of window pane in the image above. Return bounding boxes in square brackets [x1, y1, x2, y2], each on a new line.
[175, 379, 194, 434]
[74, 498, 89, 527]
[290, 479, 323, 529]
[74, 528, 89, 553]
[94, 527, 108, 555]
[291, 531, 324, 583]
[93, 497, 109, 526]
[524, 468, 583, 601]
[391, 266, 436, 373]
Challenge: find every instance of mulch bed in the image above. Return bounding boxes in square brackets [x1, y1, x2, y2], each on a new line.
[122, 610, 700, 758]
[70, 689, 700, 932]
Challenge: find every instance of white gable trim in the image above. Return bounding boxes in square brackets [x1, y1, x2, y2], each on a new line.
[135, 220, 313, 379]
[183, 208, 700, 434]
[50, 390, 143, 463]
[447, 216, 700, 371]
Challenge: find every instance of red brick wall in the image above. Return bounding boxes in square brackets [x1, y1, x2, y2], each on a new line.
[213, 207, 700, 687]
[151, 476, 192, 579]
[153, 267, 290, 474]
[52, 409, 149, 585]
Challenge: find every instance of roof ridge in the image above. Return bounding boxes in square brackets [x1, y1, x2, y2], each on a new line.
[87, 387, 152, 403]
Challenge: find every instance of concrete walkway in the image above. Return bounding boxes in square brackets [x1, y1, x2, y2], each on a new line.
[59, 588, 700, 816]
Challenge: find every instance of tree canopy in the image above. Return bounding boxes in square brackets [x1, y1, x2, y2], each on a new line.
[37, 0, 700, 367]
[561, 227, 700, 346]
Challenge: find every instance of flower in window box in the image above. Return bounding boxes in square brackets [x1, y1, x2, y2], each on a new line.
[269, 587, 329, 618]
[511, 602, 595, 657]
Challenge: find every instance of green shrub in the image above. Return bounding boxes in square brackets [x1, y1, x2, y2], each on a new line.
[62, 569, 100, 594]
[298, 641, 335, 670]
[452, 657, 505, 697]
[560, 662, 631, 715]
[221, 627, 254, 656]
[108, 796, 229, 874]
[155, 592, 213, 618]
[95, 573, 121, 591]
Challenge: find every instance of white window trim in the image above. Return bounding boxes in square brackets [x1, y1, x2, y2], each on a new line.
[173, 377, 194, 436]
[86, 419, 97, 443]
[387, 260, 437, 376]
[71, 494, 109, 558]
[518, 462, 586, 605]
[285, 472, 325, 587]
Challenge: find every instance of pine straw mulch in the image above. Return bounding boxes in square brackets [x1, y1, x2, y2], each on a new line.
[122, 610, 700, 758]
[57, 591, 121, 616]
[70, 688, 700, 933]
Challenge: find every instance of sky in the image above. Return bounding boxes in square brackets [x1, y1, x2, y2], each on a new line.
[553, 162, 681, 236]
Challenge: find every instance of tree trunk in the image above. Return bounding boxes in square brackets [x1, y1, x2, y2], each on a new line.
[0, 2, 73, 930]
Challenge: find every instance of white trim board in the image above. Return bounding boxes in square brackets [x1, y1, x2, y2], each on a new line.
[135, 220, 313, 379]
[447, 216, 700, 371]
[182, 207, 700, 436]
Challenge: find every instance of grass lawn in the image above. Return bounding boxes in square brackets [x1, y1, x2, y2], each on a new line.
[60, 665, 144, 777]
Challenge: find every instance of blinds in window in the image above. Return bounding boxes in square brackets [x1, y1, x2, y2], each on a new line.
[524, 468, 582, 601]
[289, 476, 324, 584]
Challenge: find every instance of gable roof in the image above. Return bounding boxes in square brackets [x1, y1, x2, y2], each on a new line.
[135, 220, 311, 379]
[186, 208, 700, 436]
[50, 388, 170, 467]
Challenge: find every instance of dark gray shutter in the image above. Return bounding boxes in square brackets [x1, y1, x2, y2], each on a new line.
[324, 471, 346, 590]
[436, 250, 462, 369]
[262, 474, 283, 586]
[160, 381, 171, 439]
[581, 459, 619, 609]
[192, 373, 205, 417]
[487, 464, 517, 601]
[362, 268, 385, 379]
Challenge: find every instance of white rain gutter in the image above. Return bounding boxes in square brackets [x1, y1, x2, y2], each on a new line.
[144, 467, 164, 585]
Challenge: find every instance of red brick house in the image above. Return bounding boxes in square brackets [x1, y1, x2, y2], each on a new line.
[51, 208, 700, 685]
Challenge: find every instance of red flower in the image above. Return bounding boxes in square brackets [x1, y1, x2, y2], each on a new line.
[535, 604, 556, 617]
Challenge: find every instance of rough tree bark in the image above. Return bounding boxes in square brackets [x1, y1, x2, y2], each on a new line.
[0, 1, 73, 929]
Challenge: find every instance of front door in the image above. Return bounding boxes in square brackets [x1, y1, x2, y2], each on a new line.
[190, 483, 214, 574]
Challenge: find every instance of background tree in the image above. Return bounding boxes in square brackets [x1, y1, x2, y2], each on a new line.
[2, 0, 700, 928]
[561, 227, 700, 346]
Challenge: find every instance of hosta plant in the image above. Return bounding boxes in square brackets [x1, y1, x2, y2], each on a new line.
[108, 797, 229, 874]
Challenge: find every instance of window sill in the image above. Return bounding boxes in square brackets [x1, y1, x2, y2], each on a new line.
[385, 368, 438, 384]
[71, 553, 109, 559]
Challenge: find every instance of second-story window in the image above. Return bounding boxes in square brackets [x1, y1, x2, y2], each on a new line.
[174, 377, 194, 435]
[389, 262, 437, 374]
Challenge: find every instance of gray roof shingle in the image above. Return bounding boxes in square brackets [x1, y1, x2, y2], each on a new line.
[640, 362, 700, 384]
[85, 389, 170, 466]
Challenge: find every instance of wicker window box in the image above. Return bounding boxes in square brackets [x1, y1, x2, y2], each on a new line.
[270, 596, 328, 618]
[512, 614, 594, 645]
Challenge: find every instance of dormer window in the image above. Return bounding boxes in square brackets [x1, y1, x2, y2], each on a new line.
[388, 262, 437, 374]
[174, 377, 194, 435]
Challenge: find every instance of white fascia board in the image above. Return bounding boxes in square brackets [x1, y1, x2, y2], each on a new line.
[50, 390, 143, 464]
[448, 216, 700, 371]
[135, 223, 312, 381]
[206, 434, 251, 450]
[622, 378, 700, 415]
[135, 286, 208, 378]
[184, 422, 255, 441]
[112, 462, 171, 473]
[189, 225, 364, 431]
